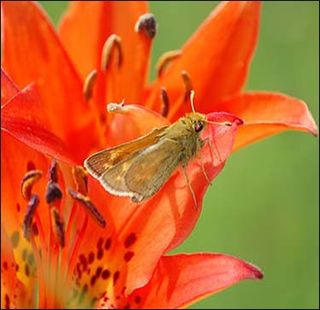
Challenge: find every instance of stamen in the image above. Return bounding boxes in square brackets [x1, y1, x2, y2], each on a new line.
[49, 159, 59, 183]
[181, 70, 193, 102]
[156, 50, 182, 78]
[23, 194, 40, 240]
[68, 188, 106, 228]
[101, 34, 123, 71]
[160, 87, 169, 117]
[46, 182, 63, 205]
[21, 170, 42, 201]
[73, 166, 88, 196]
[83, 69, 97, 102]
[51, 207, 65, 248]
[135, 13, 157, 39]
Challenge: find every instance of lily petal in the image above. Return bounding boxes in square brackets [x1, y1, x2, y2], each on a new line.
[215, 92, 318, 151]
[1, 1, 92, 141]
[129, 253, 263, 309]
[1, 68, 19, 104]
[1, 84, 73, 163]
[58, 1, 150, 103]
[147, 1, 260, 117]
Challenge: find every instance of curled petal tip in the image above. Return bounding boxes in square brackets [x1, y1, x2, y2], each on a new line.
[245, 261, 264, 280]
[234, 117, 244, 126]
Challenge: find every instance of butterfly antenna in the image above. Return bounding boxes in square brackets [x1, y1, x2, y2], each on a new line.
[205, 119, 233, 127]
[190, 90, 196, 113]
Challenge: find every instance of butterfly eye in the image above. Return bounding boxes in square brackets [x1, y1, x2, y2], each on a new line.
[194, 121, 204, 133]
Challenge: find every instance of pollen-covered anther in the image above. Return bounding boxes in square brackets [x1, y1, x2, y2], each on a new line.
[51, 207, 65, 247]
[46, 181, 63, 205]
[135, 13, 157, 39]
[181, 70, 194, 102]
[21, 169, 43, 201]
[156, 50, 182, 78]
[68, 188, 106, 228]
[23, 194, 40, 240]
[160, 87, 169, 117]
[101, 34, 123, 71]
[49, 159, 60, 183]
[83, 69, 97, 102]
[73, 166, 88, 195]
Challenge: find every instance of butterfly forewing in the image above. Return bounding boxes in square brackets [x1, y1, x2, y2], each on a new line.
[84, 127, 168, 178]
[124, 138, 183, 201]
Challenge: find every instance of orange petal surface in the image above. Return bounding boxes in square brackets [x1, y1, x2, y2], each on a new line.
[1, 1, 93, 143]
[129, 253, 263, 309]
[59, 1, 150, 103]
[147, 1, 260, 117]
[215, 92, 318, 151]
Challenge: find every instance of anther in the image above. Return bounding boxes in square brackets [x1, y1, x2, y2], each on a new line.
[49, 159, 59, 183]
[83, 69, 97, 102]
[46, 182, 62, 205]
[181, 70, 193, 102]
[51, 207, 65, 248]
[21, 170, 43, 201]
[160, 87, 169, 117]
[101, 34, 123, 71]
[73, 166, 88, 196]
[135, 13, 157, 39]
[156, 50, 182, 78]
[68, 188, 106, 228]
[23, 194, 40, 240]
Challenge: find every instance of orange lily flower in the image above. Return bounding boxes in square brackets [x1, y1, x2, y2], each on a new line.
[1, 1, 317, 309]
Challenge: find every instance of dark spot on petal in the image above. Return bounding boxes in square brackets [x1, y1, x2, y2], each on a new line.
[27, 253, 35, 266]
[91, 297, 97, 307]
[124, 233, 136, 248]
[134, 296, 141, 304]
[25, 264, 30, 277]
[96, 266, 102, 278]
[97, 237, 104, 249]
[79, 254, 86, 265]
[22, 248, 28, 261]
[124, 251, 134, 262]
[5, 294, 10, 309]
[97, 249, 104, 260]
[101, 269, 110, 280]
[90, 275, 96, 286]
[83, 284, 88, 293]
[16, 203, 21, 213]
[27, 161, 36, 171]
[3, 261, 8, 270]
[104, 237, 112, 250]
[113, 271, 120, 285]
[16, 264, 19, 271]
[88, 252, 94, 264]
[124, 303, 131, 309]
[11, 231, 20, 248]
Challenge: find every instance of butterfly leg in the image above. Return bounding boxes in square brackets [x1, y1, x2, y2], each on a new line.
[203, 137, 222, 166]
[199, 154, 211, 185]
[182, 165, 198, 209]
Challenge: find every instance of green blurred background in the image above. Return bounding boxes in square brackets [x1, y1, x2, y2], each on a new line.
[41, 1, 319, 309]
